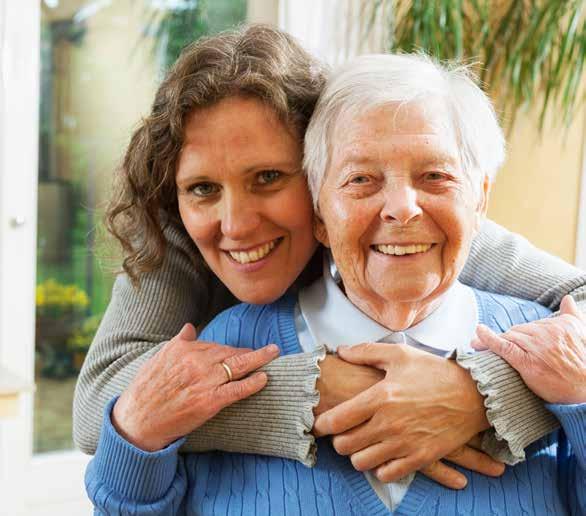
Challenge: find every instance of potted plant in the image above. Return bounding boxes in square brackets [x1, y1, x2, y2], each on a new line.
[35, 278, 89, 378]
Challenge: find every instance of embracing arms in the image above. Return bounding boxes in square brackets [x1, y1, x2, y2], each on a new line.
[75, 220, 586, 469]
[73, 224, 322, 464]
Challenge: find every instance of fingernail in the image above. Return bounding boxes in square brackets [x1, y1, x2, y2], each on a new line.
[266, 344, 279, 354]
[457, 477, 467, 488]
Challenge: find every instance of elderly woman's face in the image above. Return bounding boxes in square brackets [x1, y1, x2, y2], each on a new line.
[315, 99, 489, 324]
[176, 96, 317, 304]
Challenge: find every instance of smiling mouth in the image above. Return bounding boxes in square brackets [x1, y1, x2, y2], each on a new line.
[372, 243, 434, 256]
[225, 238, 283, 264]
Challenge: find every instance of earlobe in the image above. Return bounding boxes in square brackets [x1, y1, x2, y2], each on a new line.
[473, 175, 491, 232]
[313, 214, 330, 248]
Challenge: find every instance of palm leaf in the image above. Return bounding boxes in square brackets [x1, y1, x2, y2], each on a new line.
[379, 0, 586, 129]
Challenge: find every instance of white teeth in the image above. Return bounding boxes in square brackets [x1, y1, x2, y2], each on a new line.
[228, 240, 278, 264]
[374, 243, 432, 256]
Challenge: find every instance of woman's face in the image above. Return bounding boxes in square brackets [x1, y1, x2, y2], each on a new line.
[315, 99, 489, 328]
[176, 96, 317, 304]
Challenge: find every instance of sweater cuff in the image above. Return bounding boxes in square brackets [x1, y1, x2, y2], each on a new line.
[455, 350, 560, 464]
[546, 402, 586, 466]
[182, 346, 325, 467]
[88, 396, 185, 502]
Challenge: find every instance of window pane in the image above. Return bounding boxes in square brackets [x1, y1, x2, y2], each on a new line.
[35, 0, 247, 454]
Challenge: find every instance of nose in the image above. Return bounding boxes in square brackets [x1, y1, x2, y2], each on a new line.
[380, 182, 422, 224]
[220, 191, 262, 240]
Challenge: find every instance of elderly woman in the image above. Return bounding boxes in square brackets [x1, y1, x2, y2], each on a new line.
[76, 27, 586, 492]
[86, 52, 585, 515]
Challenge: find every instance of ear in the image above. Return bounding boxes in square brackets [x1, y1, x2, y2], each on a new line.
[313, 212, 330, 248]
[474, 175, 491, 231]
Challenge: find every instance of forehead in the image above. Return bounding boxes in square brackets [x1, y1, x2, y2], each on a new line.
[177, 96, 301, 177]
[331, 98, 459, 167]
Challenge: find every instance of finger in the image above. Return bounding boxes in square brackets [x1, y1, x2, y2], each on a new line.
[475, 325, 526, 369]
[348, 441, 402, 471]
[419, 460, 468, 490]
[470, 337, 489, 351]
[313, 385, 381, 437]
[332, 420, 387, 456]
[178, 322, 197, 341]
[445, 445, 505, 477]
[222, 344, 280, 380]
[467, 434, 483, 449]
[373, 455, 422, 483]
[214, 372, 268, 410]
[560, 295, 583, 321]
[336, 343, 397, 370]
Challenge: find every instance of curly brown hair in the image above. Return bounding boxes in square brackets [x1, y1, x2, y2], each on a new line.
[107, 24, 327, 284]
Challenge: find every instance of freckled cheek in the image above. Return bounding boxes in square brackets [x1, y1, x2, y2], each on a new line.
[273, 186, 315, 232]
[323, 199, 374, 245]
[179, 204, 220, 246]
[438, 208, 474, 271]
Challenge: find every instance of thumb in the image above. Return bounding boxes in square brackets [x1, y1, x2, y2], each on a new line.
[474, 325, 524, 369]
[177, 322, 197, 341]
[560, 295, 582, 320]
[336, 342, 394, 370]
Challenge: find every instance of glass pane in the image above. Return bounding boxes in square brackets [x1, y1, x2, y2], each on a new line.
[35, 0, 246, 454]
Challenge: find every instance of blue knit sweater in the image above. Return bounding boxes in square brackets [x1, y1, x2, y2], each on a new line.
[86, 290, 586, 515]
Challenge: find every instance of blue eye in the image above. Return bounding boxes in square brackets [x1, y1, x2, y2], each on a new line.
[257, 170, 282, 185]
[349, 175, 370, 184]
[190, 182, 219, 197]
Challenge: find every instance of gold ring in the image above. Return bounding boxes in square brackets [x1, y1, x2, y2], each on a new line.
[220, 361, 233, 382]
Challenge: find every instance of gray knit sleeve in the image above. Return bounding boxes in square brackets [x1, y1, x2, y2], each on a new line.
[72, 225, 321, 465]
[459, 219, 586, 463]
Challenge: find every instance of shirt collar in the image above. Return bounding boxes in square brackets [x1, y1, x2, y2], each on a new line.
[298, 254, 478, 353]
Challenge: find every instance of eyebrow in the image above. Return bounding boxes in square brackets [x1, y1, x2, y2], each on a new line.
[176, 160, 303, 185]
[335, 153, 458, 173]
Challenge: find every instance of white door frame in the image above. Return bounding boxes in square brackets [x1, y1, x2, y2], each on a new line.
[0, 2, 91, 515]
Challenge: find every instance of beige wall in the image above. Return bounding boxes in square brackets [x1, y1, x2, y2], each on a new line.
[488, 100, 585, 264]
[50, 0, 159, 207]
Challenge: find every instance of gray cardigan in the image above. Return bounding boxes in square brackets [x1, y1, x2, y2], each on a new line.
[73, 219, 586, 466]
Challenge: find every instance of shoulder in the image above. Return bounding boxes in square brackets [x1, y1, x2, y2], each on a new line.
[472, 289, 553, 332]
[198, 294, 299, 351]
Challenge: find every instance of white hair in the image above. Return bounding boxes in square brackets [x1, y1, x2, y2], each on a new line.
[303, 53, 505, 206]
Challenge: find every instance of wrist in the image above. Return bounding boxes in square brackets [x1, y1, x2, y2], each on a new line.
[111, 397, 166, 452]
[452, 360, 490, 432]
[315, 354, 384, 416]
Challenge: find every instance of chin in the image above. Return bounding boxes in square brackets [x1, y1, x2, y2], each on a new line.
[232, 286, 285, 306]
[379, 282, 439, 304]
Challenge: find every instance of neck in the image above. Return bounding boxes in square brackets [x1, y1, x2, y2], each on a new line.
[345, 291, 445, 331]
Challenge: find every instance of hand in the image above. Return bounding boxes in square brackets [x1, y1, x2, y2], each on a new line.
[314, 343, 504, 488]
[315, 354, 384, 415]
[472, 295, 586, 404]
[112, 323, 280, 451]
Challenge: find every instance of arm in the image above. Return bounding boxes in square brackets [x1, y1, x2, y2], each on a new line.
[471, 297, 586, 513]
[73, 224, 321, 465]
[457, 218, 586, 461]
[86, 398, 188, 516]
[547, 403, 586, 515]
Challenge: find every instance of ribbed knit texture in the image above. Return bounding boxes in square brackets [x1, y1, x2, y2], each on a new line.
[74, 219, 586, 465]
[86, 290, 586, 515]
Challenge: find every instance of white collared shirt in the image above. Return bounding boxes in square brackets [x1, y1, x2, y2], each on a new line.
[294, 256, 478, 510]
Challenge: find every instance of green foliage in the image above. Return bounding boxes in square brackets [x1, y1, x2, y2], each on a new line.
[145, 0, 247, 71]
[367, 0, 586, 128]
[67, 314, 103, 351]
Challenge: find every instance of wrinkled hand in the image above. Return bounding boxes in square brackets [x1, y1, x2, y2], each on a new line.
[314, 343, 504, 489]
[472, 295, 586, 404]
[112, 323, 280, 451]
[315, 354, 384, 415]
